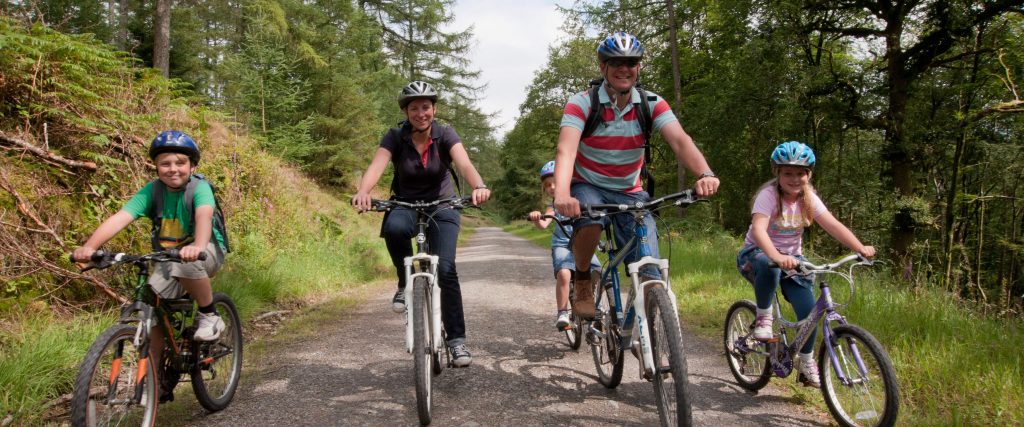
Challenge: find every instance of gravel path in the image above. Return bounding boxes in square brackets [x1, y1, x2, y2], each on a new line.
[194, 226, 829, 426]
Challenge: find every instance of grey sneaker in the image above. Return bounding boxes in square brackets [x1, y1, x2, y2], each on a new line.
[193, 312, 225, 342]
[555, 310, 572, 331]
[450, 344, 472, 367]
[392, 289, 406, 313]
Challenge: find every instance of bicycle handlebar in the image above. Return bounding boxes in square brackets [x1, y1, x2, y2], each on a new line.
[71, 248, 206, 272]
[368, 196, 476, 212]
[580, 189, 706, 219]
[769, 253, 874, 276]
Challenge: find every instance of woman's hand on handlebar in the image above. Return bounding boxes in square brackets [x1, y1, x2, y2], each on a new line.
[471, 187, 491, 206]
[351, 192, 372, 212]
[858, 245, 876, 259]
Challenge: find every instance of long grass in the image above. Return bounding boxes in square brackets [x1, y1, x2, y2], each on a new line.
[506, 219, 1024, 425]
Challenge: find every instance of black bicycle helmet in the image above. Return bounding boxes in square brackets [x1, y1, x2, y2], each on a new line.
[597, 32, 644, 63]
[398, 81, 439, 109]
[149, 130, 200, 164]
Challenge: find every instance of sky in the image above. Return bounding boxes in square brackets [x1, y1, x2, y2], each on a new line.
[448, 1, 569, 140]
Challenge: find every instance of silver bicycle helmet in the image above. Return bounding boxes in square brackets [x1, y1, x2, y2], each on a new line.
[597, 32, 644, 63]
[398, 81, 439, 108]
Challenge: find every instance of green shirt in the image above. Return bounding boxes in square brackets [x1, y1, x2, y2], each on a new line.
[122, 179, 226, 250]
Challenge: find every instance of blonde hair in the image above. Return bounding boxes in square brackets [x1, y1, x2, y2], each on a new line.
[752, 173, 817, 227]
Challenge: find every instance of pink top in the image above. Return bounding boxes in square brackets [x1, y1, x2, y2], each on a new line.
[742, 186, 828, 256]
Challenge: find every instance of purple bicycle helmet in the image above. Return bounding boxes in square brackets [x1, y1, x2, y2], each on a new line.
[539, 160, 555, 180]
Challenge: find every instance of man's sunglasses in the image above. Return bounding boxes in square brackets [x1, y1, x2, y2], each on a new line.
[606, 58, 640, 68]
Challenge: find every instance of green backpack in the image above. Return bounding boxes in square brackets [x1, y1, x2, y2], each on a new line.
[148, 173, 231, 253]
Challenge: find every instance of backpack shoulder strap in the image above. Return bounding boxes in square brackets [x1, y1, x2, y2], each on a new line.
[149, 179, 165, 251]
[634, 84, 657, 196]
[580, 78, 604, 139]
[436, 124, 463, 195]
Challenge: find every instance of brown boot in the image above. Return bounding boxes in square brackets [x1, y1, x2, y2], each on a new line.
[572, 272, 596, 320]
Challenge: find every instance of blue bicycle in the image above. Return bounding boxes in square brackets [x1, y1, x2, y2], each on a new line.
[583, 189, 705, 427]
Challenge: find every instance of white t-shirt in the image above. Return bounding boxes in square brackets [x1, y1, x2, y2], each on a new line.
[742, 186, 828, 256]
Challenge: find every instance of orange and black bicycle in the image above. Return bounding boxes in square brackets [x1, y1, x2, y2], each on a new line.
[69, 249, 242, 427]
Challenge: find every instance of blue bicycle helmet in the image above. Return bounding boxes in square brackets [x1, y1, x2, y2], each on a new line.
[149, 130, 200, 164]
[770, 141, 815, 168]
[597, 32, 644, 63]
[539, 160, 556, 179]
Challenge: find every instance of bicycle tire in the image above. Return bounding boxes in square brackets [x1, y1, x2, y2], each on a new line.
[591, 279, 624, 388]
[564, 285, 583, 350]
[412, 277, 433, 425]
[191, 292, 243, 411]
[723, 300, 772, 391]
[70, 324, 158, 427]
[819, 324, 900, 427]
[647, 287, 693, 426]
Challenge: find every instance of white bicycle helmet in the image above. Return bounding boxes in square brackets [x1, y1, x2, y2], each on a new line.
[398, 81, 438, 108]
[597, 32, 644, 63]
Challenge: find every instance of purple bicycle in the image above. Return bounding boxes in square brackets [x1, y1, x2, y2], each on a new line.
[723, 254, 899, 427]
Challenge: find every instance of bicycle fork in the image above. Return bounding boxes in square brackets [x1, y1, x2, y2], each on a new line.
[404, 253, 440, 355]
[627, 256, 674, 380]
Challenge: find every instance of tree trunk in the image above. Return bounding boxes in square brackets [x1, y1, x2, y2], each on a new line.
[117, 0, 129, 49]
[664, 0, 687, 192]
[153, 0, 171, 78]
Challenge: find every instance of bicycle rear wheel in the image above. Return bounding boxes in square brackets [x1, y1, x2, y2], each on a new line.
[70, 324, 158, 427]
[412, 277, 434, 425]
[819, 324, 900, 427]
[564, 285, 583, 350]
[647, 287, 692, 426]
[191, 292, 243, 411]
[590, 279, 624, 388]
[723, 300, 772, 391]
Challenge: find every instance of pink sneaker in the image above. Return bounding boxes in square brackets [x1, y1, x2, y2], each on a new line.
[752, 314, 773, 341]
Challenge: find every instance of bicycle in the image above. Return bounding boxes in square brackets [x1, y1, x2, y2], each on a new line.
[723, 254, 900, 427]
[368, 196, 474, 426]
[69, 249, 242, 427]
[582, 189, 705, 426]
[537, 214, 585, 350]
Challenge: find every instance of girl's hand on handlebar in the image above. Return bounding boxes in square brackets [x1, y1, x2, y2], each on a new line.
[351, 192, 372, 212]
[471, 188, 491, 206]
[772, 255, 799, 270]
[527, 211, 542, 222]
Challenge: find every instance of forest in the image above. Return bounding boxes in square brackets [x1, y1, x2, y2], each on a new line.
[0, 0, 1022, 424]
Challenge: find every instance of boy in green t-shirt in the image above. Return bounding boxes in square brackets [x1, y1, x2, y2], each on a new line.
[73, 131, 227, 345]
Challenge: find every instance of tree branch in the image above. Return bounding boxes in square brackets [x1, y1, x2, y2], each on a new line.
[0, 169, 66, 247]
[0, 131, 98, 171]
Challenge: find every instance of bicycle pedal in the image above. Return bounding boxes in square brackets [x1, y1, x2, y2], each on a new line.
[758, 336, 780, 343]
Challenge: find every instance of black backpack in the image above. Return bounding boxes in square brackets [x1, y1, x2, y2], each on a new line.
[580, 78, 657, 195]
[149, 173, 231, 253]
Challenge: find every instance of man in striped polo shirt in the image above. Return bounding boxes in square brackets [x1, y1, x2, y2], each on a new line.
[553, 31, 720, 319]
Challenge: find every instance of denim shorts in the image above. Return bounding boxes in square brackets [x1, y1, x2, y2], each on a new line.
[551, 245, 601, 276]
[736, 245, 814, 290]
[570, 181, 660, 278]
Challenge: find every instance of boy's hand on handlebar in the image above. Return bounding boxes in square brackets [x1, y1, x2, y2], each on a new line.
[351, 192, 372, 212]
[471, 188, 491, 206]
[694, 176, 720, 197]
[179, 244, 204, 262]
[554, 195, 580, 218]
[72, 246, 96, 266]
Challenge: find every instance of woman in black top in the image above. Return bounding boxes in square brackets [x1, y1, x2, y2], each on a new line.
[351, 81, 491, 367]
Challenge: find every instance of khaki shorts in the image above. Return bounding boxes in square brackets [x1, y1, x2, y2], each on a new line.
[149, 242, 225, 298]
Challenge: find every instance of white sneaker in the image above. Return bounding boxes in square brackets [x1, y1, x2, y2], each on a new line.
[752, 314, 773, 341]
[555, 311, 571, 331]
[193, 312, 225, 341]
[797, 354, 821, 388]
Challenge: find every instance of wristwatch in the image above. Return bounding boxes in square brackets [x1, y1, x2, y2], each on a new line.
[698, 171, 716, 179]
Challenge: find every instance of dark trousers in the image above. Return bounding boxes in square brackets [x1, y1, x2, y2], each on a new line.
[382, 207, 465, 344]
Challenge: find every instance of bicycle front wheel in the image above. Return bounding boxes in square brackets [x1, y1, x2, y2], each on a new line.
[591, 279, 624, 388]
[191, 292, 243, 411]
[412, 277, 434, 425]
[723, 300, 772, 391]
[647, 287, 692, 426]
[819, 324, 900, 427]
[70, 324, 158, 427]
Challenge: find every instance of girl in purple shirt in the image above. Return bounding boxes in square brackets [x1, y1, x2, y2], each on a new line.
[736, 141, 875, 388]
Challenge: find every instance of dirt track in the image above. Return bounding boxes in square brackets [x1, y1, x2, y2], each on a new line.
[191, 226, 828, 426]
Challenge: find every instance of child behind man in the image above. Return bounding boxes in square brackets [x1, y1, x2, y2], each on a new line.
[528, 161, 601, 330]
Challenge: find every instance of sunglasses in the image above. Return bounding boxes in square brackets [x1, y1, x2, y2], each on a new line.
[606, 58, 640, 68]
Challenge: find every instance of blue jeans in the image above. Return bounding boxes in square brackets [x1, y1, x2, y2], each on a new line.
[736, 245, 816, 354]
[570, 182, 660, 278]
[382, 207, 466, 345]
